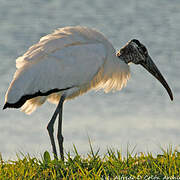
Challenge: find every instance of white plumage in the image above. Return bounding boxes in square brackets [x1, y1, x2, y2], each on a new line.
[5, 26, 130, 114]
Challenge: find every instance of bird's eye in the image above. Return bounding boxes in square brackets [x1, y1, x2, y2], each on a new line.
[141, 46, 148, 56]
[141, 46, 146, 52]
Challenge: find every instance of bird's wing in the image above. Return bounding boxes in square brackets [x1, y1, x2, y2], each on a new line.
[28, 42, 106, 93]
[5, 42, 106, 106]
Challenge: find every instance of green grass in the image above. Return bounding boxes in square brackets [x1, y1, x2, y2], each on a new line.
[0, 145, 180, 179]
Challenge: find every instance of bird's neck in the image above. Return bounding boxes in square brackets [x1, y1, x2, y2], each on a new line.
[116, 53, 130, 64]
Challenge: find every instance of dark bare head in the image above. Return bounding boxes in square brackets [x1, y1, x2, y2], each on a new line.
[117, 39, 173, 101]
[117, 39, 148, 64]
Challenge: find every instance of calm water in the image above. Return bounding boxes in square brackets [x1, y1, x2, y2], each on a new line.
[0, 0, 180, 159]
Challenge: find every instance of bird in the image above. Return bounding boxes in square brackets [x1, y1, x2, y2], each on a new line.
[3, 26, 173, 160]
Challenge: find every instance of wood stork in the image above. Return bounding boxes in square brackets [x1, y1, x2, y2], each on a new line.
[3, 26, 173, 160]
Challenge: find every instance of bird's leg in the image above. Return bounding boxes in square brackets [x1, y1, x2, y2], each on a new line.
[57, 94, 66, 161]
[47, 95, 65, 159]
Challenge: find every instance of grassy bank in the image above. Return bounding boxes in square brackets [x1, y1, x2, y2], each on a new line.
[0, 146, 180, 179]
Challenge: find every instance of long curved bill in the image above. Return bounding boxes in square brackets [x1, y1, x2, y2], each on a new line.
[140, 55, 173, 101]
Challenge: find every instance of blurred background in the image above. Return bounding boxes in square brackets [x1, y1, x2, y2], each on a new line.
[0, 0, 180, 160]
